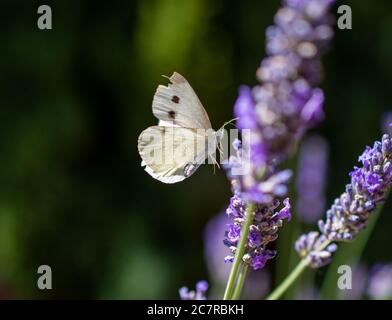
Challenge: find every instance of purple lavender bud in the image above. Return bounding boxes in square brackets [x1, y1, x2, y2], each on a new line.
[249, 226, 263, 248]
[301, 88, 325, 124]
[224, 255, 234, 263]
[296, 135, 329, 223]
[227, 223, 241, 244]
[251, 250, 277, 270]
[274, 198, 292, 221]
[326, 243, 337, 252]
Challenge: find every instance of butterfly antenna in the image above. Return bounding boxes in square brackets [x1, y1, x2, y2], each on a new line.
[220, 117, 239, 131]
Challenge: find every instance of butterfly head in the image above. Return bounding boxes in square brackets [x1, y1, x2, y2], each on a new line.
[216, 128, 225, 142]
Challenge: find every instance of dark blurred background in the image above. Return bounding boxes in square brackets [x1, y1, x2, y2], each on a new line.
[0, 0, 392, 299]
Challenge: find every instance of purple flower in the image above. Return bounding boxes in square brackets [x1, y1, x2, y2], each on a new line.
[179, 281, 209, 300]
[296, 135, 328, 223]
[227, 224, 241, 244]
[224, 195, 291, 270]
[275, 197, 292, 221]
[296, 134, 392, 268]
[248, 227, 263, 248]
[251, 250, 276, 270]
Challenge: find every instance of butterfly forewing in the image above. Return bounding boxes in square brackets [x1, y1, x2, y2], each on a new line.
[152, 72, 212, 130]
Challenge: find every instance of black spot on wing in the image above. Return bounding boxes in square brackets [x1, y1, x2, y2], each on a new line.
[168, 110, 176, 119]
[171, 95, 180, 104]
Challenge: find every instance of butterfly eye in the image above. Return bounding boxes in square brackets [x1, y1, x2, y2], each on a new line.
[184, 163, 197, 177]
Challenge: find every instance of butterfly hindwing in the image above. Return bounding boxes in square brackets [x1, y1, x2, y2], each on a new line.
[138, 126, 210, 184]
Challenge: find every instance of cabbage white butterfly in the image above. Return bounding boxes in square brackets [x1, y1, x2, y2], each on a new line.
[138, 72, 224, 183]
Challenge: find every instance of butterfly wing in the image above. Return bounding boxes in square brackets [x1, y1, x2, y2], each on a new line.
[152, 72, 212, 129]
[138, 126, 210, 184]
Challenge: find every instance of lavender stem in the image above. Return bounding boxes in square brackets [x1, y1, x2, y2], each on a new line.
[232, 264, 249, 300]
[266, 239, 330, 300]
[223, 203, 255, 300]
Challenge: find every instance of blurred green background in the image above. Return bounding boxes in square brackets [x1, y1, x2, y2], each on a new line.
[1, 0, 392, 299]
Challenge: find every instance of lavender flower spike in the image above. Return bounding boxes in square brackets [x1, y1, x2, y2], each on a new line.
[224, 0, 335, 272]
[224, 194, 291, 270]
[296, 134, 392, 268]
[295, 231, 337, 268]
[228, 0, 335, 203]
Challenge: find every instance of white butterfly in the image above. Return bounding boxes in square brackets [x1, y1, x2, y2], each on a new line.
[138, 72, 224, 183]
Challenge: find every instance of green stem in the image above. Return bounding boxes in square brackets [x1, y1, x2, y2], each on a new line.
[223, 203, 255, 300]
[266, 240, 331, 300]
[285, 215, 303, 298]
[266, 258, 309, 300]
[232, 264, 248, 300]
